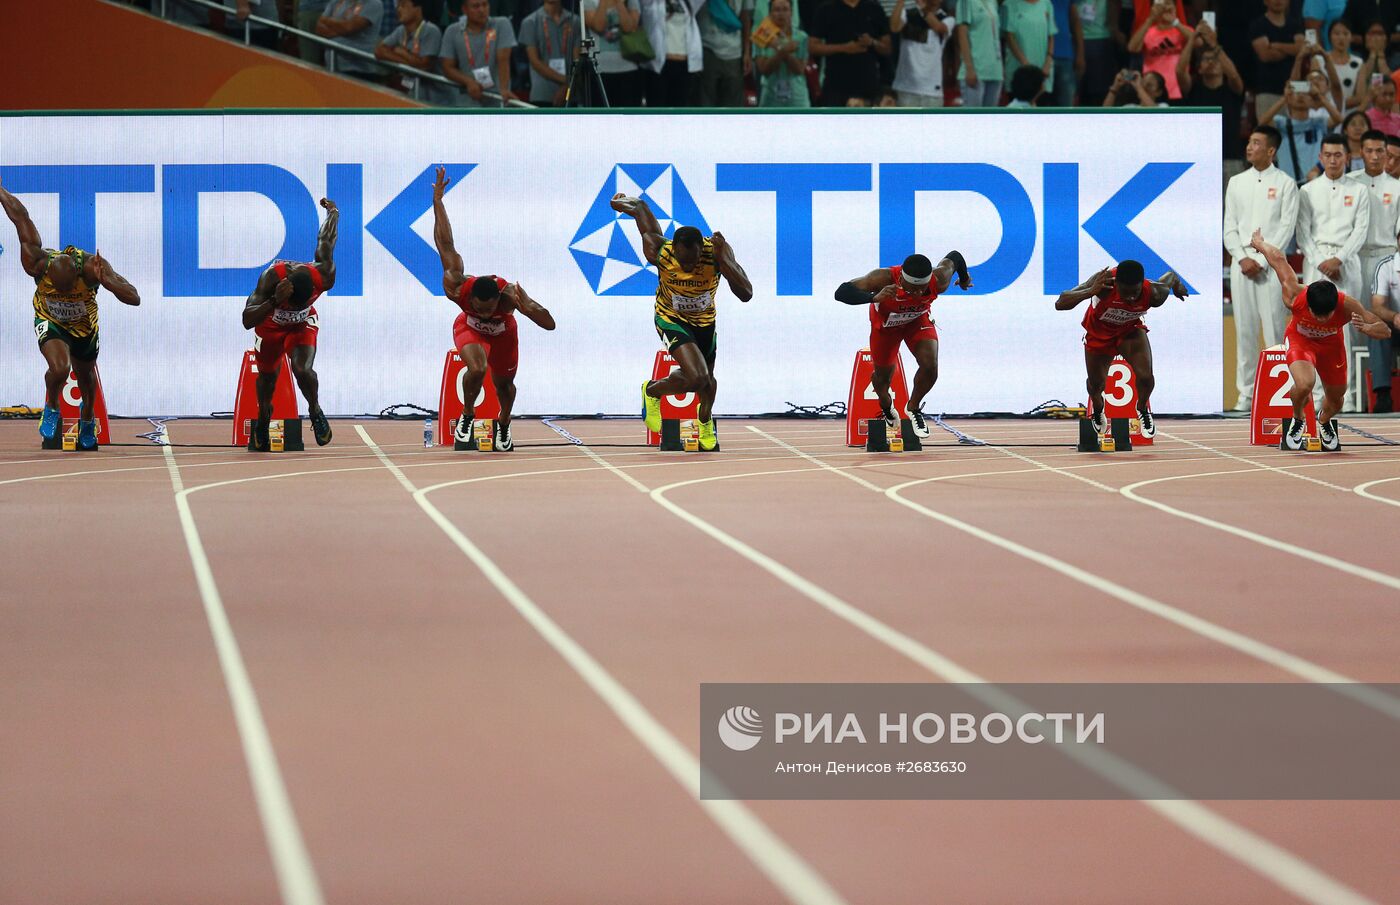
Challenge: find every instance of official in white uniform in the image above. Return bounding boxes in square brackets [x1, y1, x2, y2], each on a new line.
[1297, 134, 1370, 307]
[1368, 252, 1400, 411]
[1346, 130, 1400, 309]
[1223, 124, 1298, 411]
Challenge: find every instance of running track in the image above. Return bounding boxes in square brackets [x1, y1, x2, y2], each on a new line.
[2, 417, 1398, 905]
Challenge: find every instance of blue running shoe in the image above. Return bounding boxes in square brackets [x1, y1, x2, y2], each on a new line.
[40, 405, 61, 441]
[77, 419, 98, 451]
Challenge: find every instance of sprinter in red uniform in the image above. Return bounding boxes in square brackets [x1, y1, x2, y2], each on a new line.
[1055, 259, 1187, 439]
[835, 251, 972, 437]
[1250, 229, 1392, 450]
[241, 197, 338, 451]
[432, 167, 555, 451]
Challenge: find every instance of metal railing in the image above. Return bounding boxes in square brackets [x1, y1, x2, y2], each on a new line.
[152, 0, 535, 108]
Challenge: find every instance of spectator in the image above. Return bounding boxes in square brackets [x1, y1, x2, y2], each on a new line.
[1250, 0, 1305, 120]
[1129, 0, 1189, 99]
[889, 0, 952, 106]
[695, 0, 754, 106]
[376, 0, 449, 103]
[1077, 0, 1115, 106]
[1001, 0, 1056, 99]
[318, 0, 387, 79]
[641, 0, 703, 107]
[1048, 0, 1082, 106]
[1176, 23, 1245, 178]
[1102, 67, 1168, 106]
[810, 0, 891, 107]
[1356, 21, 1395, 103]
[1322, 19, 1364, 106]
[1332, 109, 1376, 171]
[441, 0, 517, 106]
[223, 0, 281, 50]
[518, 0, 580, 106]
[1368, 248, 1400, 410]
[954, 0, 1005, 106]
[1344, 130, 1400, 344]
[1005, 62, 1047, 105]
[298, 0, 332, 65]
[1343, 0, 1400, 45]
[1305, 0, 1349, 47]
[1387, 132, 1400, 175]
[1263, 82, 1335, 182]
[1297, 133, 1371, 316]
[1366, 74, 1400, 133]
[875, 86, 899, 105]
[582, 0, 643, 106]
[754, 0, 811, 105]
[1291, 39, 1347, 114]
[1223, 124, 1299, 412]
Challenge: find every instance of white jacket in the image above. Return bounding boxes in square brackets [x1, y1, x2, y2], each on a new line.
[1297, 172, 1371, 268]
[1223, 164, 1298, 268]
[640, 0, 705, 74]
[1344, 169, 1400, 255]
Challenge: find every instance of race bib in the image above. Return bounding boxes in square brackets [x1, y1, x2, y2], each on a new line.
[473, 65, 494, 89]
[272, 307, 311, 325]
[670, 291, 715, 314]
[467, 313, 507, 335]
[1099, 307, 1143, 326]
[45, 299, 87, 322]
[549, 57, 567, 75]
[1299, 323, 1337, 340]
[882, 308, 925, 328]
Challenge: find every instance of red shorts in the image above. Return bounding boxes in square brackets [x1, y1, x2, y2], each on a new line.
[453, 312, 519, 377]
[1083, 322, 1147, 355]
[869, 319, 938, 368]
[254, 310, 318, 371]
[1285, 334, 1347, 386]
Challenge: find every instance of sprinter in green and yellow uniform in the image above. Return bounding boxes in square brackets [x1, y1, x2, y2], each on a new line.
[609, 192, 753, 450]
[1, 177, 140, 449]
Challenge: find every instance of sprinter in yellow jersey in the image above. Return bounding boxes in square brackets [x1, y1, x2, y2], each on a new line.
[609, 192, 752, 450]
[1, 177, 140, 450]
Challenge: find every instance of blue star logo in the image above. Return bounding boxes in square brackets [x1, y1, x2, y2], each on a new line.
[570, 164, 711, 296]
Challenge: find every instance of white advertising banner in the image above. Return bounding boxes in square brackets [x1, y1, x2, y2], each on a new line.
[0, 111, 1222, 415]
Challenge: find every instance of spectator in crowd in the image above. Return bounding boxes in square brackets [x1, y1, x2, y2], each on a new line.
[376, 0, 450, 103]
[1223, 124, 1299, 412]
[889, 0, 952, 106]
[1305, 0, 1349, 47]
[1102, 67, 1168, 106]
[518, 0, 580, 106]
[298, 0, 332, 65]
[1387, 132, 1400, 175]
[1005, 62, 1047, 105]
[1250, 0, 1305, 120]
[875, 86, 899, 105]
[1343, 0, 1400, 49]
[1329, 109, 1377, 171]
[754, 0, 811, 105]
[1264, 81, 1336, 181]
[1002, 0, 1056, 99]
[582, 0, 643, 105]
[955, 0, 1005, 106]
[641, 0, 703, 107]
[223, 0, 281, 50]
[811, 0, 891, 107]
[1176, 22, 1245, 178]
[1297, 132, 1371, 326]
[1077, 0, 1116, 106]
[1366, 73, 1400, 132]
[1353, 20, 1392, 102]
[318, 0, 387, 78]
[695, 0, 754, 106]
[1291, 39, 1347, 113]
[1368, 246, 1400, 410]
[1129, 0, 1190, 99]
[1321, 19, 1364, 107]
[442, 0, 516, 106]
[1048, 0, 1083, 106]
[1345, 129, 1400, 333]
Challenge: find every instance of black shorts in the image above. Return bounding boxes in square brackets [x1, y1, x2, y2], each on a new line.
[655, 314, 717, 371]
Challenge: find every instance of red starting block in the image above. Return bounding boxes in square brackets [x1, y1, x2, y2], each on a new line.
[846, 348, 911, 447]
[42, 366, 112, 449]
[436, 349, 501, 446]
[232, 350, 300, 447]
[1250, 345, 1316, 445]
[646, 350, 701, 446]
[1087, 356, 1151, 446]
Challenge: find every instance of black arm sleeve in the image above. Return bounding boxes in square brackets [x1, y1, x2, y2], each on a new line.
[835, 281, 875, 305]
[944, 250, 969, 282]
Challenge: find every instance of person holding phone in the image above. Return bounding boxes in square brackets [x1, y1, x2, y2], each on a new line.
[1250, 0, 1306, 120]
[1128, 0, 1190, 99]
[1351, 21, 1392, 106]
[1318, 19, 1364, 109]
[1177, 21, 1245, 175]
[1365, 74, 1400, 134]
[1261, 80, 1335, 182]
[1304, 0, 1348, 49]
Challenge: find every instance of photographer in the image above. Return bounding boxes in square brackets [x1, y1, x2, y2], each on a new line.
[1101, 68, 1168, 107]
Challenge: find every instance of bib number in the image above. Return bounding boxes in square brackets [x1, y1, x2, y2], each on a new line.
[882, 309, 923, 328]
[472, 65, 494, 89]
[671, 292, 714, 314]
[46, 299, 86, 322]
[549, 57, 567, 75]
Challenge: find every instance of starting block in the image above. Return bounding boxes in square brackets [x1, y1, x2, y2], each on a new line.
[1077, 417, 1133, 452]
[864, 418, 922, 452]
[42, 366, 111, 450]
[658, 417, 717, 451]
[246, 418, 304, 452]
[846, 348, 911, 447]
[1279, 418, 1335, 452]
[437, 349, 501, 446]
[1251, 346, 1316, 445]
[646, 351, 703, 446]
[232, 350, 300, 447]
[453, 417, 499, 452]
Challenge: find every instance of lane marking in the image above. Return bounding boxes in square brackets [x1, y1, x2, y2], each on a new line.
[1354, 476, 1400, 509]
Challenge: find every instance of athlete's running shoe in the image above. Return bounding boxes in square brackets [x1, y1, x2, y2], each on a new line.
[39, 405, 61, 442]
[495, 421, 514, 451]
[310, 408, 332, 446]
[76, 419, 98, 451]
[698, 419, 717, 451]
[880, 397, 899, 432]
[454, 415, 474, 445]
[904, 405, 930, 438]
[643, 380, 662, 433]
[248, 418, 271, 452]
[1137, 408, 1155, 439]
[1318, 418, 1340, 451]
[1282, 417, 1307, 451]
[1091, 407, 1107, 436]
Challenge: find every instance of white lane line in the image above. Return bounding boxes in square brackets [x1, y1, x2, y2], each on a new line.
[353, 426, 846, 905]
[160, 443, 324, 905]
[1355, 476, 1400, 508]
[581, 448, 1378, 905]
[1158, 431, 1352, 491]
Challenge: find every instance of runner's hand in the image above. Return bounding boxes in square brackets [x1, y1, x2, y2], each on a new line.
[1088, 267, 1113, 294]
[710, 231, 727, 256]
[319, 197, 337, 214]
[90, 250, 109, 283]
[609, 192, 637, 213]
[274, 279, 293, 306]
[873, 284, 898, 303]
[433, 166, 451, 199]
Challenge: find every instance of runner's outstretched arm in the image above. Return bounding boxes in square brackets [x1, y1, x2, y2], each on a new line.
[608, 193, 665, 265]
[85, 251, 140, 305]
[1344, 294, 1393, 339]
[1250, 228, 1300, 302]
[315, 197, 338, 289]
[1055, 267, 1111, 310]
[506, 282, 556, 330]
[710, 231, 753, 302]
[934, 250, 972, 291]
[835, 268, 894, 304]
[431, 166, 466, 296]
[0, 178, 47, 277]
[1148, 270, 1188, 307]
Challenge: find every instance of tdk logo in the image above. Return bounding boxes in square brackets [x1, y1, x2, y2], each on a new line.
[570, 164, 711, 295]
